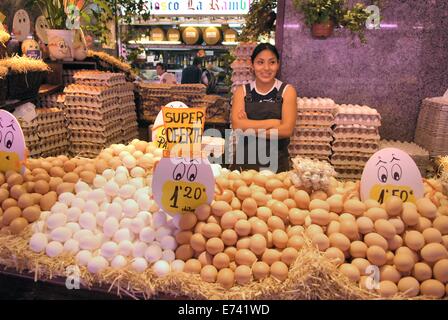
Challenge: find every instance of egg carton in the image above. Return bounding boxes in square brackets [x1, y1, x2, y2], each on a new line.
[119, 95, 135, 105]
[65, 105, 120, 119]
[37, 94, 66, 109]
[297, 98, 337, 113]
[65, 83, 116, 96]
[333, 123, 380, 134]
[336, 104, 381, 117]
[335, 169, 364, 180]
[293, 127, 333, 138]
[332, 139, 379, 153]
[288, 143, 332, 155]
[40, 138, 69, 152]
[38, 127, 68, 138]
[67, 119, 122, 132]
[73, 70, 126, 86]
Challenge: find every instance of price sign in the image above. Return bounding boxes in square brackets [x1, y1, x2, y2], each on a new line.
[0, 110, 27, 174]
[151, 101, 188, 149]
[152, 157, 215, 215]
[360, 148, 424, 204]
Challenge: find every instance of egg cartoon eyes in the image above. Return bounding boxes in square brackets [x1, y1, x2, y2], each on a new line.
[173, 163, 186, 180]
[377, 166, 388, 183]
[5, 131, 14, 149]
[391, 163, 402, 181]
[186, 164, 198, 182]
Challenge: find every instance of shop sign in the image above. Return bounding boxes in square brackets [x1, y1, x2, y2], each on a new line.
[151, 101, 188, 149]
[0, 110, 27, 174]
[360, 148, 424, 204]
[146, 0, 253, 16]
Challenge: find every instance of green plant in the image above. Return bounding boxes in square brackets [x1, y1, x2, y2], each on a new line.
[239, 0, 277, 42]
[341, 3, 371, 43]
[293, 0, 345, 26]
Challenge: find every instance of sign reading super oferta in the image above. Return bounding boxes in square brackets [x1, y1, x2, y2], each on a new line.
[146, 0, 252, 15]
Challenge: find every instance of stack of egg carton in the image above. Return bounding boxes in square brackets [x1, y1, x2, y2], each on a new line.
[289, 97, 337, 161]
[20, 118, 40, 158]
[230, 42, 257, 93]
[119, 82, 139, 144]
[379, 140, 430, 177]
[64, 70, 124, 158]
[331, 104, 381, 180]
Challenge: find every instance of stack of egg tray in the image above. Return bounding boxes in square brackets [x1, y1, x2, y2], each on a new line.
[230, 42, 257, 93]
[119, 82, 139, 144]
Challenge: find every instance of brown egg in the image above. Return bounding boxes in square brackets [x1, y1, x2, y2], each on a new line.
[252, 191, 268, 207]
[339, 263, 361, 282]
[357, 216, 374, 234]
[328, 233, 351, 252]
[422, 228, 442, 244]
[17, 193, 34, 210]
[215, 189, 234, 203]
[262, 249, 281, 265]
[217, 268, 235, 289]
[339, 220, 359, 241]
[364, 207, 388, 222]
[220, 211, 238, 230]
[287, 225, 304, 238]
[270, 201, 289, 221]
[415, 217, 432, 233]
[241, 198, 258, 217]
[194, 204, 211, 221]
[253, 174, 268, 187]
[2, 206, 21, 226]
[184, 259, 202, 274]
[236, 237, 251, 250]
[190, 233, 206, 252]
[394, 253, 415, 273]
[374, 219, 397, 240]
[213, 252, 230, 270]
[420, 279, 445, 298]
[2, 198, 18, 211]
[265, 178, 283, 193]
[201, 223, 222, 238]
[386, 251, 395, 265]
[198, 251, 213, 266]
[235, 249, 257, 266]
[421, 243, 448, 263]
[272, 229, 289, 249]
[211, 201, 232, 217]
[9, 217, 28, 235]
[380, 265, 401, 284]
[206, 238, 224, 255]
[309, 208, 330, 226]
[267, 216, 285, 232]
[250, 219, 269, 236]
[413, 262, 432, 282]
[62, 160, 76, 172]
[39, 191, 57, 211]
[31, 180, 49, 195]
[280, 247, 298, 266]
[49, 167, 65, 178]
[326, 194, 343, 214]
[306, 224, 324, 238]
[250, 234, 267, 256]
[351, 258, 371, 276]
[310, 190, 327, 201]
[20, 181, 33, 193]
[7, 173, 23, 187]
[78, 171, 94, 185]
[309, 199, 330, 212]
[175, 244, 194, 261]
[236, 186, 251, 201]
[22, 205, 41, 223]
[350, 241, 368, 258]
[30, 193, 42, 205]
[224, 247, 237, 262]
[287, 235, 305, 251]
[344, 199, 366, 217]
[385, 196, 403, 217]
[222, 229, 238, 246]
[366, 245, 387, 266]
[311, 233, 330, 251]
[252, 261, 270, 280]
[232, 219, 250, 237]
[364, 233, 388, 250]
[179, 213, 197, 231]
[416, 198, 437, 219]
[231, 180, 246, 194]
[234, 265, 252, 285]
[401, 202, 419, 226]
[378, 280, 398, 298]
[294, 190, 310, 209]
[207, 215, 220, 224]
[324, 247, 345, 265]
[288, 208, 306, 226]
[326, 221, 340, 236]
[256, 206, 272, 222]
[387, 235, 403, 251]
[388, 218, 405, 235]
[0, 189, 9, 203]
[397, 277, 420, 297]
[271, 188, 288, 202]
[49, 177, 63, 192]
[433, 216, 448, 236]
[270, 261, 288, 281]
[175, 231, 193, 245]
[62, 172, 79, 184]
[9, 185, 25, 201]
[34, 173, 51, 183]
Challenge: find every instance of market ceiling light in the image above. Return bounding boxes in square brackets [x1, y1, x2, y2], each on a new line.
[228, 23, 242, 28]
[222, 41, 239, 46]
[179, 23, 222, 27]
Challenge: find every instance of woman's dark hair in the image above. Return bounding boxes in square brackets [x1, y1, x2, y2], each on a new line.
[251, 43, 280, 63]
[156, 62, 167, 71]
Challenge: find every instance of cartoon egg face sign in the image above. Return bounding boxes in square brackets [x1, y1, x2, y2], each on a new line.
[0, 110, 26, 174]
[152, 101, 188, 149]
[21, 38, 40, 57]
[35, 16, 49, 44]
[360, 148, 424, 204]
[152, 157, 215, 215]
[48, 36, 71, 60]
[12, 9, 31, 42]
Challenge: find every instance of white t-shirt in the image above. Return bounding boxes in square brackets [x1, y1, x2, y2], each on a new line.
[160, 72, 177, 84]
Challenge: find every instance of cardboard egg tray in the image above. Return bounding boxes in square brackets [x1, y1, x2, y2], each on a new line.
[65, 105, 120, 120]
[39, 137, 68, 152]
[63, 69, 76, 86]
[288, 143, 332, 155]
[335, 168, 364, 180]
[38, 126, 68, 138]
[35, 108, 65, 125]
[40, 146, 68, 157]
[293, 127, 333, 141]
[332, 139, 379, 154]
[119, 94, 135, 105]
[37, 94, 66, 109]
[73, 70, 126, 87]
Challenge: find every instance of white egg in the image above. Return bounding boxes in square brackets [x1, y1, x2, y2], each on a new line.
[123, 199, 139, 218]
[77, 191, 90, 201]
[75, 180, 91, 193]
[71, 198, 86, 210]
[66, 207, 81, 222]
[88, 189, 107, 204]
[51, 202, 68, 215]
[112, 197, 125, 206]
[119, 184, 136, 199]
[156, 227, 172, 242]
[79, 212, 97, 230]
[118, 240, 134, 256]
[111, 255, 128, 269]
[130, 167, 145, 178]
[63, 239, 80, 254]
[125, 144, 136, 154]
[39, 211, 51, 222]
[101, 241, 118, 259]
[119, 151, 131, 161]
[79, 235, 100, 250]
[131, 257, 148, 272]
[153, 260, 171, 277]
[84, 200, 99, 214]
[119, 217, 133, 229]
[93, 175, 107, 188]
[32, 221, 45, 233]
[113, 228, 132, 243]
[132, 241, 148, 258]
[76, 250, 92, 266]
[130, 218, 145, 234]
[123, 155, 137, 169]
[134, 187, 150, 199]
[152, 211, 167, 229]
[137, 194, 151, 211]
[114, 173, 128, 186]
[153, 148, 163, 157]
[87, 256, 108, 274]
[113, 144, 126, 155]
[46, 241, 63, 257]
[30, 233, 48, 253]
[133, 151, 144, 159]
[136, 211, 150, 224]
[66, 222, 81, 234]
[160, 235, 177, 251]
[139, 227, 156, 243]
[102, 169, 115, 180]
[103, 217, 119, 237]
[104, 181, 120, 197]
[96, 211, 107, 226]
[171, 260, 185, 272]
[149, 200, 159, 213]
[73, 229, 94, 242]
[129, 177, 145, 189]
[58, 192, 76, 206]
[47, 213, 67, 230]
[100, 202, 110, 212]
[162, 249, 175, 262]
[106, 202, 122, 220]
[144, 244, 162, 263]
[50, 227, 73, 243]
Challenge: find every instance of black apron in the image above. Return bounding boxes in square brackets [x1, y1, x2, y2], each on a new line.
[232, 83, 291, 173]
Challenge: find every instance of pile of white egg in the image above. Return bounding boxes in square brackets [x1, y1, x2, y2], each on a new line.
[29, 165, 184, 277]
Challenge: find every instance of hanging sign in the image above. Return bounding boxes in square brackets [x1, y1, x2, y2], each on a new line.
[360, 148, 424, 204]
[146, 0, 252, 16]
[0, 110, 27, 174]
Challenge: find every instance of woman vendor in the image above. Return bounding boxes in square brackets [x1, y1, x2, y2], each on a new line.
[231, 43, 297, 173]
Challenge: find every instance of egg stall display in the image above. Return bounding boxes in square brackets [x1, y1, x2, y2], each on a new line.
[331, 105, 382, 180]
